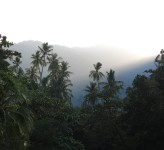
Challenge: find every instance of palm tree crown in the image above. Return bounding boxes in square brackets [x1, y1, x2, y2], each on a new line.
[84, 82, 99, 106]
[38, 42, 53, 67]
[89, 62, 104, 90]
[101, 69, 123, 102]
[31, 51, 42, 70]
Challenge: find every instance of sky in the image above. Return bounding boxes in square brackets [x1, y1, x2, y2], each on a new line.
[1, 0, 164, 56]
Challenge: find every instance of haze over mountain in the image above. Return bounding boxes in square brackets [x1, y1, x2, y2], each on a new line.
[10, 41, 156, 105]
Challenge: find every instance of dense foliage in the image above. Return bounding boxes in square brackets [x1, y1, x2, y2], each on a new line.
[0, 34, 164, 149]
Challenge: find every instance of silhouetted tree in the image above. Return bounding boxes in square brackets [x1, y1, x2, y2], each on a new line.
[38, 42, 53, 81]
[84, 82, 99, 105]
[89, 62, 104, 90]
[101, 69, 123, 104]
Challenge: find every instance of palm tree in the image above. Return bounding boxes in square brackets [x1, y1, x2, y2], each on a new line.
[31, 51, 42, 83]
[48, 58, 73, 101]
[101, 69, 123, 103]
[0, 71, 33, 148]
[106, 69, 116, 87]
[60, 61, 72, 79]
[89, 62, 104, 91]
[10, 56, 22, 74]
[25, 66, 39, 82]
[31, 51, 41, 69]
[155, 49, 164, 67]
[38, 42, 53, 81]
[49, 77, 73, 101]
[47, 53, 61, 79]
[58, 61, 73, 101]
[84, 82, 99, 105]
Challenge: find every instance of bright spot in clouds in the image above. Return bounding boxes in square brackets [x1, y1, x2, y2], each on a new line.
[1, 0, 164, 56]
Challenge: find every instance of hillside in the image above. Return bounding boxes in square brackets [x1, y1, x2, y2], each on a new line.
[10, 41, 156, 105]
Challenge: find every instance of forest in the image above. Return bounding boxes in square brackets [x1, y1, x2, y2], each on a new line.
[0, 34, 164, 150]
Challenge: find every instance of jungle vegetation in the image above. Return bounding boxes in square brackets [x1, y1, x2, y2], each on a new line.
[0, 34, 164, 150]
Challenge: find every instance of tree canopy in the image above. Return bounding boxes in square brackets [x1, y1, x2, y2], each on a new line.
[1, 34, 164, 150]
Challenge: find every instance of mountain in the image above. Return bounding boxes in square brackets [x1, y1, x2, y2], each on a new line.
[10, 41, 156, 105]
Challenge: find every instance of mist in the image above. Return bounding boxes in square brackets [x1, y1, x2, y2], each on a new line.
[10, 41, 156, 105]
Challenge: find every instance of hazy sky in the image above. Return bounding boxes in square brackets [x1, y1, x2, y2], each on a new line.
[1, 0, 164, 56]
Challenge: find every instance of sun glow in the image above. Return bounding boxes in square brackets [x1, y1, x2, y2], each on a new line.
[1, 0, 164, 57]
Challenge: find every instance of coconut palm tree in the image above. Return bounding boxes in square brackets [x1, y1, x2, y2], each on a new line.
[84, 82, 99, 105]
[25, 66, 39, 82]
[38, 43, 53, 81]
[49, 77, 73, 101]
[58, 61, 73, 101]
[89, 62, 104, 91]
[31, 51, 42, 83]
[155, 49, 164, 67]
[47, 53, 61, 79]
[47, 57, 73, 101]
[59, 61, 72, 79]
[31, 51, 41, 69]
[10, 56, 22, 74]
[0, 71, 33, 148]
[101, 69, 123, 103]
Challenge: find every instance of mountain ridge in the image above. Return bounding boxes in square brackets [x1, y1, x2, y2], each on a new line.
[10, 41, 156, 105]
